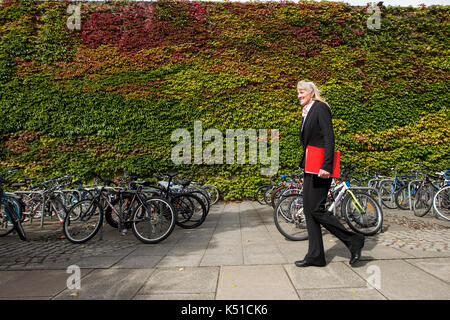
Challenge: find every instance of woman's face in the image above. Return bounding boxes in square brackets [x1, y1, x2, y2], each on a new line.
[297, 89, 313, 107]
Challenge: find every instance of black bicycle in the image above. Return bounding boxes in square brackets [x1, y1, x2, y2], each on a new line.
[63, 182, 176, 244]
[146, 172, 208, 229]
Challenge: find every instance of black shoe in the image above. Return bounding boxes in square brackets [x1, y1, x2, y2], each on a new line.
[295, 260, 326, 267]
[349, 236, 365, 266]
[349, 250, 361, 266]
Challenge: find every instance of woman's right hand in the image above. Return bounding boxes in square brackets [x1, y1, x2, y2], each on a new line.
[318, 169, 331, 179]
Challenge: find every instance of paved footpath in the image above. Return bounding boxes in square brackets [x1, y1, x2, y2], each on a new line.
[0, 201, 449, 300]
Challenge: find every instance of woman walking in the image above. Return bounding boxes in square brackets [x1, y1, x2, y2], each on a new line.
[296, 80, 364, 267]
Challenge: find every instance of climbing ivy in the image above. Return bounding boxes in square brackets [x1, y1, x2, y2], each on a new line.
[0, 0, 448, 199]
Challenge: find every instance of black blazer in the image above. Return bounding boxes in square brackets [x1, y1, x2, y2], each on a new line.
[299, 100, 335, 173]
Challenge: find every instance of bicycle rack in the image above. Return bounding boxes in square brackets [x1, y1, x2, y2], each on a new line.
[367, 178, 380, 188]
[58, 189, 83, 206]
[377, 179, 398, 205]
[13, 190, 46, 227]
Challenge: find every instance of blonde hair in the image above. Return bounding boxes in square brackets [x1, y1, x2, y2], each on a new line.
[296, 80, 329, 107]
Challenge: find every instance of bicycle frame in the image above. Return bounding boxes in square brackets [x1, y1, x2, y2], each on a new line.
[103, 188, 149, 226]
[327, 182, 348, 213]
[327, 181, 376, 216]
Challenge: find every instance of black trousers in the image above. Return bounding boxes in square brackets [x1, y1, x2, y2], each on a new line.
[302, 173, 362, 265]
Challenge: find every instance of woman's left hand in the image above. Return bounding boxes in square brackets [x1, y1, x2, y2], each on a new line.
[318, 169, 331, 179]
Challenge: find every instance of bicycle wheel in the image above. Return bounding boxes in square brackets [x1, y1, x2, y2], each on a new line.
[46, 197, 67, 222]
[379, 181, 398, 209]
[6, 195, 26, 222]
[433, 186, 450, 221]
[191, 190, 210, 214]
[63, 199, 103, 244]
[264, 186, 276, 206]
[5, 200, 26, 240]
[271, 185, 287, 209]
[341, 191, 383, 236]
[64, 191, 80, 207]
[132, 197, 176, 244]
[255, 185, 271, 205]
[413, 183, 433, 217]
[172, 193, 207, 229]
[203, 184, 220, 205]
[274, 194, 308, 241]
[394, 185, 410, 210]
[0, 201, 15, 236]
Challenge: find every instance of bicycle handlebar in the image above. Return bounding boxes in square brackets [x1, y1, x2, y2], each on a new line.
[445, 170, 450, 179]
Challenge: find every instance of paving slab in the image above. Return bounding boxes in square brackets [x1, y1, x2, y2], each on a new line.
[111, 255, 164, 269]
[168, 243, 209, 255]
[206, 246, 242, 258]
[391, 246, 450, 258]
[0, 296, 51, 300]
[134, 293, 215, 300]
[322, 239, 416, 263]
[156, 253, 205, 267]
[72, 255, 125, 269]
[244, 251, 287, 265]
[243, 244, 287, 265]
[298, 287, 387, 300]
[212, 230, 242, 241]
[405, 258, 450, 282]
[53, 268, 154, 300]
[283, 262, 367, 289]
[275, 241, 310, 263]
[241, 231, 273, 241]
[138, 267, 219, 295]
[1, 201, 449, 300]
[128, 245, 174, 256]
[350, 259, 450, 300]
[200, 253, 244, 266]
[216, 265, 299, 300]
[0, 269, 93, 299]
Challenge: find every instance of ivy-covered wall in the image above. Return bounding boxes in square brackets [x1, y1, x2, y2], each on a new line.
[0, 0, 448, 200]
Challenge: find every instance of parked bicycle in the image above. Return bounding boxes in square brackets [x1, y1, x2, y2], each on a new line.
[14, 173, 73, 225]
[378, 166, 416, 209]
[63, 179, 176, 244]
[412, 163, 447, 217]
[147, 172, 209, 229]
[0, 167, 26, 240]
[433, 169, 450, 221]
[274, 164, 383, 241]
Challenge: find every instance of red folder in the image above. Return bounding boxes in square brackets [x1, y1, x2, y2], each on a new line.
[305, 145, 340, 178]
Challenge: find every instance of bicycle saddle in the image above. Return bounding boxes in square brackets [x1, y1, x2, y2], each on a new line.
[162, 172, 179, 178]
[178, 179, 191, 187]
[130, 180, 150, 186]
[10, 183, 26, 188]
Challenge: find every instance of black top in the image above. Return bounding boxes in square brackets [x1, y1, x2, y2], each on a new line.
[299, 100, 335, 173]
